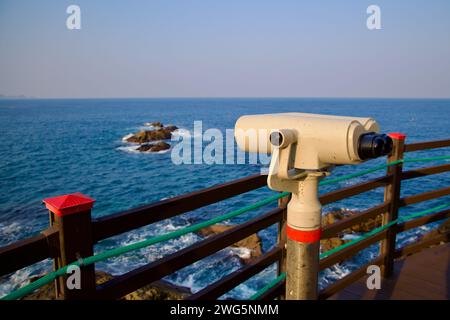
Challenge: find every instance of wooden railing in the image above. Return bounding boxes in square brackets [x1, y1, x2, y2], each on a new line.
[0, 137, 449, 300]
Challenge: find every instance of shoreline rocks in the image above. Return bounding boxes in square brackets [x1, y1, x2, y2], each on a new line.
[197, 225, 263, 264]
[320, 209, 383, 254]
[417, 217, 450, 246]
[321, 208, 382, 234]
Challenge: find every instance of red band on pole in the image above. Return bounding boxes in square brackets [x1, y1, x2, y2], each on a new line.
[286, 225, 321, 243]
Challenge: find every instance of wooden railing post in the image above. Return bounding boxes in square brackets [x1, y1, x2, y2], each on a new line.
[43, 192, 96, 299]
[380, 133, 406, 277]
[277, 193, 289, 299]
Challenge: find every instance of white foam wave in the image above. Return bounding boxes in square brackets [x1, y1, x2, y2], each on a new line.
[0, 222, 33, 246]
[121, 133, 135, 142]
[229, 247, 252, 260]
[320, 264, 352, 288]
[341, 234, 361, 240]
[322, 206, 360, 215]
[175, 273, 198, 292]
[116, 144, 171, 154]
[0, 260, 52, 297]
[116, 145, 140, 153]
[138, 126, 158, 131]
[0, 222, 22, 237]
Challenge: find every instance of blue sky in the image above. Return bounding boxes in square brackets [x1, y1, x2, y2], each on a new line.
[1, 0, 449, 98]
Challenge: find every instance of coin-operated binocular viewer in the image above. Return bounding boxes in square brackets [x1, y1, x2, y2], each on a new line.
[234, 113, 392, 300]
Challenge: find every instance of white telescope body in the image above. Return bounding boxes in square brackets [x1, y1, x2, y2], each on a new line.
[234, 112, 391, 300]
[234, 112, 380, 170]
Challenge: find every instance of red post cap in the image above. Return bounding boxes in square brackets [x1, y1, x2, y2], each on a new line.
[43, 192, 95, 217]
[388, 132, 407, 140]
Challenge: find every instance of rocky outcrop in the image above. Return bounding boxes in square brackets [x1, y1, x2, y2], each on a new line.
[321, 209, 382, 233]
[320, 237, 349, 254]
[126, 128, 173, 143]
[320, 209, 383, 253]
[22, 271, 191, 300]
[419, 218, 450, 242]
[164, 125, 178, 132]
[137, 141, 170, 152]
[123, 123, 179, 152]
[197, 225, 262, 264]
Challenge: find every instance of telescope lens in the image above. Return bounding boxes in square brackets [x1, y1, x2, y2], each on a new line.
[270, 131, 283, 147]
[358, 133, 393, 160]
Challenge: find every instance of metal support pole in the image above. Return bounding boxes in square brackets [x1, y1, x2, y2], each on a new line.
[277, 193, 289, 300]
[285, 172, 323, 300]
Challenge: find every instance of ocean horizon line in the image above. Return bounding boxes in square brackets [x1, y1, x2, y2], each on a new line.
[1, 96, 450, 101]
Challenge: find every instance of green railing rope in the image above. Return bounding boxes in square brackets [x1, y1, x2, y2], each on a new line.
[249, 201, 450, 299]
[1, 154, 449, 300]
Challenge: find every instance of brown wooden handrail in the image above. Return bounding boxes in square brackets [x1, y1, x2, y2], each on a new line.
[0, 228, 58, 277]
[394, 233, 449, 258]
[401, 163, 450, 180]
[319, 175, 392, 205]
[399, 186, 450, 207]
[92, 174, 267, 242]
[404, 138, 450, 152]
[96, 208, 283, 300]
[396, 208, 450, 233]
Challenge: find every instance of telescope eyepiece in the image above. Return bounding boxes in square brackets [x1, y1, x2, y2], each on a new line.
[269, 131, 284, 147]
[358, 133, 393, 160]
[269, 129, 297, 149]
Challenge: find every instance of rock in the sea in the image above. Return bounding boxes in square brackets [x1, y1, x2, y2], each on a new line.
[126, 129, 173, 143]
[124, 122, 178, 145]
[165, 125, 179, 132]
[321, 237, 348, 253]
[22, 270, 191, 300]
[197, 225, 262, 264]
[137, 141, 170, 152]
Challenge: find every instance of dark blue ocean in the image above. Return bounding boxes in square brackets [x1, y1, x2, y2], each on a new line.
[0, 98, 449, 298]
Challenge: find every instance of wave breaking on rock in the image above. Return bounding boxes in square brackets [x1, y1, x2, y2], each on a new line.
[119, 122, 179, 154]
